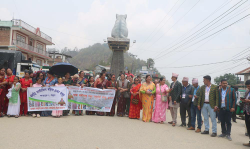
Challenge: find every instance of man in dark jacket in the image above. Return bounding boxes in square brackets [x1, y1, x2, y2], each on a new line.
[218, 79, 236, 141]
[180, 77, 194, 128]
[168, 73, 182, 127]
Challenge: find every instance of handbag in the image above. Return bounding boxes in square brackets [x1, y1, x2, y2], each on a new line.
[124, 91, 130, 98]
[160, 85, 168, 102]
[132, 98, 139, 104]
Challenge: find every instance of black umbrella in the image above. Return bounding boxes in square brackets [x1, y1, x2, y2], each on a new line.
[50, 62, 78, 76]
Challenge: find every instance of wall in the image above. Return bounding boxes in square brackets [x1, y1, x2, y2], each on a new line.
[0, 27, 10, 45]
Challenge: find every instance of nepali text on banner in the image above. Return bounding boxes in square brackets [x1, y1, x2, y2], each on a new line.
[27, 87, 68, 111]
[68, 86, 115, 112]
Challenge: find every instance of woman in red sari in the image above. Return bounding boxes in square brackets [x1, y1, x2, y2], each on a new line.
[129, 78, 141, 119]
[20, 71, 32, 116]
[94, 72, 107, 116]
[0, 68, 7, 117]
[106, 74, 117, 116]
[5, 68, 15, 114]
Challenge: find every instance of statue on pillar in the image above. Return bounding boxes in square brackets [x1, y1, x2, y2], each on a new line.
[111, 14, 128, 38]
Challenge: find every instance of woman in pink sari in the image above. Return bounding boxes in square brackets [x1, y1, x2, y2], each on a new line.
[152, 77, 169, 124]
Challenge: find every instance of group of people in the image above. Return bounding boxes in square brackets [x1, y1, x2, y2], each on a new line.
[1, 67, 250, 146]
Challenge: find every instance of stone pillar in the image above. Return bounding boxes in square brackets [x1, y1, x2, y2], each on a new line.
[110, 50, 124, 78]
[107, 37, 130, 79]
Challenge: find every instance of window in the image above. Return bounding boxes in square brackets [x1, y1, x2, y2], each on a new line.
[17, 34, 25, 43]
[37, 43, 43, 52]
[37, 59, 42, 66]
[21, 65, 31, 72]
[29, 38, 34, 46]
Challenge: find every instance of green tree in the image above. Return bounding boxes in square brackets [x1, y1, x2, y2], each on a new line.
[147, 58, 155, 68]
[214, 73, 239, 86]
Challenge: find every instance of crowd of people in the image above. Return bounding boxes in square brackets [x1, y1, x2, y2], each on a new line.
[0, 67, 249, 147]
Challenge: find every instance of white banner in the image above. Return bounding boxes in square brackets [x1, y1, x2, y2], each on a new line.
[68, 86, 116, 112]
[27, 87, 68, 111]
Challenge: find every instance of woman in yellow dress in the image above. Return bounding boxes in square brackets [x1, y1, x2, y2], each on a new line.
[140, 75, 156, 122]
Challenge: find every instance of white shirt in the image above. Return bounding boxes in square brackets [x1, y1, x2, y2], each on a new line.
[205, 84, 211, 102]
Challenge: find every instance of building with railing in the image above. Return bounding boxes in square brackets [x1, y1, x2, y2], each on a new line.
[0, 19, 53, 66]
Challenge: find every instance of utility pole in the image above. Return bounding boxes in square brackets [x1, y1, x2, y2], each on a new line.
[129, 53, 137, 74]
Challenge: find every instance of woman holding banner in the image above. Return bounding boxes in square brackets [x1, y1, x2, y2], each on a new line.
[106, 74, 117, 116]
[140, 75, 156, 122]
[116, 74, 129, 117]
[20, 71, 33, 116]
[94, 72, 107, 116]
[86, 76, 96, 115]
[41, 71, 57, 117]
[32, 78, 43, 118]
[129, 78, 141, 119]
[63, 72, 72, 116]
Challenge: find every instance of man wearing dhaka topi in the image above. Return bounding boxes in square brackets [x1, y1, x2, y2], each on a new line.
[168, 73, 182, 127]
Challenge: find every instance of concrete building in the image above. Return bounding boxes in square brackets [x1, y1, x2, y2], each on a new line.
[47, 51, 72, 66]
[0, 19, 53, 66]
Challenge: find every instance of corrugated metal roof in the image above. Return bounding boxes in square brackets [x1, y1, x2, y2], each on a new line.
[236, 67, 250, 75]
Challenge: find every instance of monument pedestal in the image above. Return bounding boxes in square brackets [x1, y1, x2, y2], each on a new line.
[107, 37, 130, 78]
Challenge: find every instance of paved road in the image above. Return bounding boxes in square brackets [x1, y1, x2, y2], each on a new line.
[0, 111, 248, 149]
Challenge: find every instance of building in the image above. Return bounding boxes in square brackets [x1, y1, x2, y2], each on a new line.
[236, 67, 250, 84]
[0, 19, 53, 66]
[95, 65, 110, 74]
[47, 51, 72, 66]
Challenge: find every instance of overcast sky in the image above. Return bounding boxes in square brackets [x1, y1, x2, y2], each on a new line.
[1, 0, 250, 84]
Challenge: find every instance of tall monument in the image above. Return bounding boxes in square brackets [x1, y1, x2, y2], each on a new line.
[108, 14, 130, 78]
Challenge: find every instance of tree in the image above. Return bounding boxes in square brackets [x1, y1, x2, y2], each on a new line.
[147, 58, 155, 68]
[214, 73, 239, 86]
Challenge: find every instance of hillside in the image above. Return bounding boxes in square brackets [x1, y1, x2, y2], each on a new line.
[48, 43, 162, 76]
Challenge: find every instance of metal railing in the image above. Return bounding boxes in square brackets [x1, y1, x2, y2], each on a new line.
[13, 40, 49, 57]
[12, 19, 52, 43]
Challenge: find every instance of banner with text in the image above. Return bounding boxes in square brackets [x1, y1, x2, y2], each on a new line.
[68, 86, 115, 112]
[27, 87, 68, 111]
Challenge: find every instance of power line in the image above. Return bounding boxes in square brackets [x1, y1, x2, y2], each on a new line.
[152, 0, 246, 59]
[155, 14, 250, 61]
[136, 0, 201, 54]
[156, 58, 246, 68]
[159, 5, 250, 65]
[189, 47, 250, 77]
[134, 0, 182, 51]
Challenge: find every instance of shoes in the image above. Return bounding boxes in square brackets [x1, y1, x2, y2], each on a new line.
[217, 120, 221, 123]
[32, 114, 36, 118]
[245, 133, 249, 136]
[243, 143, 250, 147]
[179, 124, 186, 127]
[168, 121, 173, 124]
[233, 120, 237, 123]
[218, 134, 226, 138]
[211, 133, 217, 137]
[226, 135, 232, 141]
[37, 114, 40, 118]
[201, 131, 209, 134]
[187, 127, 195, 130]
[172, 123, 176, 127]
[195, 128, 201, 133]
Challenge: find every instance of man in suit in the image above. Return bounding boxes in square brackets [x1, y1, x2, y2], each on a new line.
[188, 78, 202, 132]
[242, 80, 250, 147]
[218, 79, 236, 141]
[180, 77, 194, 128]
[168, 73, 182, 127]
[198, 75, 219, 137]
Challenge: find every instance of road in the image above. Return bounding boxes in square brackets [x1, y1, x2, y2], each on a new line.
[0, 111, 248, 149]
